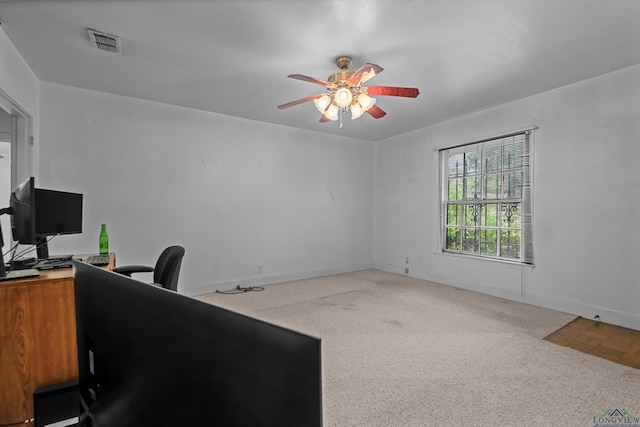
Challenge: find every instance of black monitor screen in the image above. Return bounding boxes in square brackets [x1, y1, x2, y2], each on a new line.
[74, 262, 323, 427]
[10, 177, 36, 244]
[35, 189, 83, 236]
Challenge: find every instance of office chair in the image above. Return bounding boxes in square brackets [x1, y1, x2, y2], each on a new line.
[113, 245, 185, 292]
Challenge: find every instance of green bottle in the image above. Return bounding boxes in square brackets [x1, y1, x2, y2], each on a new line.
[99, 224, 109, 254]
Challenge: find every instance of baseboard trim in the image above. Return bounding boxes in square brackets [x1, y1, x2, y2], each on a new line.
[189, 262, 376, 296]
[374, 264, 640, 331]
[521, 293, 640, 331]
[191, 264, 639, 331]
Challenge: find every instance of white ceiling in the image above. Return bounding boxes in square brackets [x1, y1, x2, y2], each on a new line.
[1, 0, 639, 141]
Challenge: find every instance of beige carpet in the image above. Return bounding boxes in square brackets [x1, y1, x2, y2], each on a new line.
[198, 269, 640, 427]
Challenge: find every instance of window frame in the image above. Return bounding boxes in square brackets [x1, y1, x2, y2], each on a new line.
[439, 130, 534, 265]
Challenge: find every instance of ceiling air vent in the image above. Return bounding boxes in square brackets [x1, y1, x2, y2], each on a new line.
[87, 28, 121, 53]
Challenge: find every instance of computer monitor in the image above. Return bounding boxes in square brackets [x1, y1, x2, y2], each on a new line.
[9, 177, 83, 259]
[35, 187, 83, 248]
[74, 262, 323, 426]
[9, 176, 36, 244]
[0, 177, 36, 276]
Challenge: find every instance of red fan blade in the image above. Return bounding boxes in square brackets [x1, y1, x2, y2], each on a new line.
[367, 105, 387, 119]
[364, 86, 420, 98]
[347, 63, 383, 86]
[277, 94, 324, 110]
[287, 74, 331, 87]
[319, 115, 330, 123]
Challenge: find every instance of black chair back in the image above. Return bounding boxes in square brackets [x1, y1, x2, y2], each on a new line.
[154, 246, 185, 292]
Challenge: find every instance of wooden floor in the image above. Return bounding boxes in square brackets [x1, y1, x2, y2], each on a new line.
[545, 317, 640, 369]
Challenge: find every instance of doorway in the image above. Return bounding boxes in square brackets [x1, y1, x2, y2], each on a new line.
[0, 108, 12, 248]
[0, 91, 34, 248]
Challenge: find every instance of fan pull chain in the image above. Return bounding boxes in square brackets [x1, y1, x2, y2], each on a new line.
[339, 109, 344, 128]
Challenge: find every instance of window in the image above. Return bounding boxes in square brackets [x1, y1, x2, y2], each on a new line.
[440, 131, 533, 264]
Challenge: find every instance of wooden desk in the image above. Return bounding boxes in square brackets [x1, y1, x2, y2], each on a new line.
[0, 254, 116, 426]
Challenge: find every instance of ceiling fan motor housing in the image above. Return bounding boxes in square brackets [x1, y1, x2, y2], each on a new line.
[329, 56, 355, 84]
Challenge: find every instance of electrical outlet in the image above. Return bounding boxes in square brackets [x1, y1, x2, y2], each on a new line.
[257, 265, 262, 274]
[405, 268, 409, 275]
[406, 257, 409, 264]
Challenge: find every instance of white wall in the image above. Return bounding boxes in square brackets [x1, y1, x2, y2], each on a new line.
[375, 63, 640, 330]
[0, 28, 39, 118]
[39, 83, 374, 295]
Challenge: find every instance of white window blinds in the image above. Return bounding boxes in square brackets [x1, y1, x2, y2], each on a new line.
[440, 131, 533, 264]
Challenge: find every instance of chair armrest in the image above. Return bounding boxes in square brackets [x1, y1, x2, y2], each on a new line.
[112, 265, 155, 277]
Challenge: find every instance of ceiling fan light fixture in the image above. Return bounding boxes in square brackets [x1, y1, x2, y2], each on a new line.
[334, 87, 353, 108]
[357, 93, 375, 110]
[314, 95, 331, 113]
[351, 93, 375, 120]
[279, 55, 419, 127]
[350, 102, 365, 120]
[325, 103, 340, 121]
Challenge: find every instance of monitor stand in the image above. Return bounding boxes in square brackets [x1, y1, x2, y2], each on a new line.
[37, 237, 50, 259]
[0, 207, 40, 281]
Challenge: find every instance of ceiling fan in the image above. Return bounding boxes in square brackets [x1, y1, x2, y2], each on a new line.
[277, 56, 420, 127]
